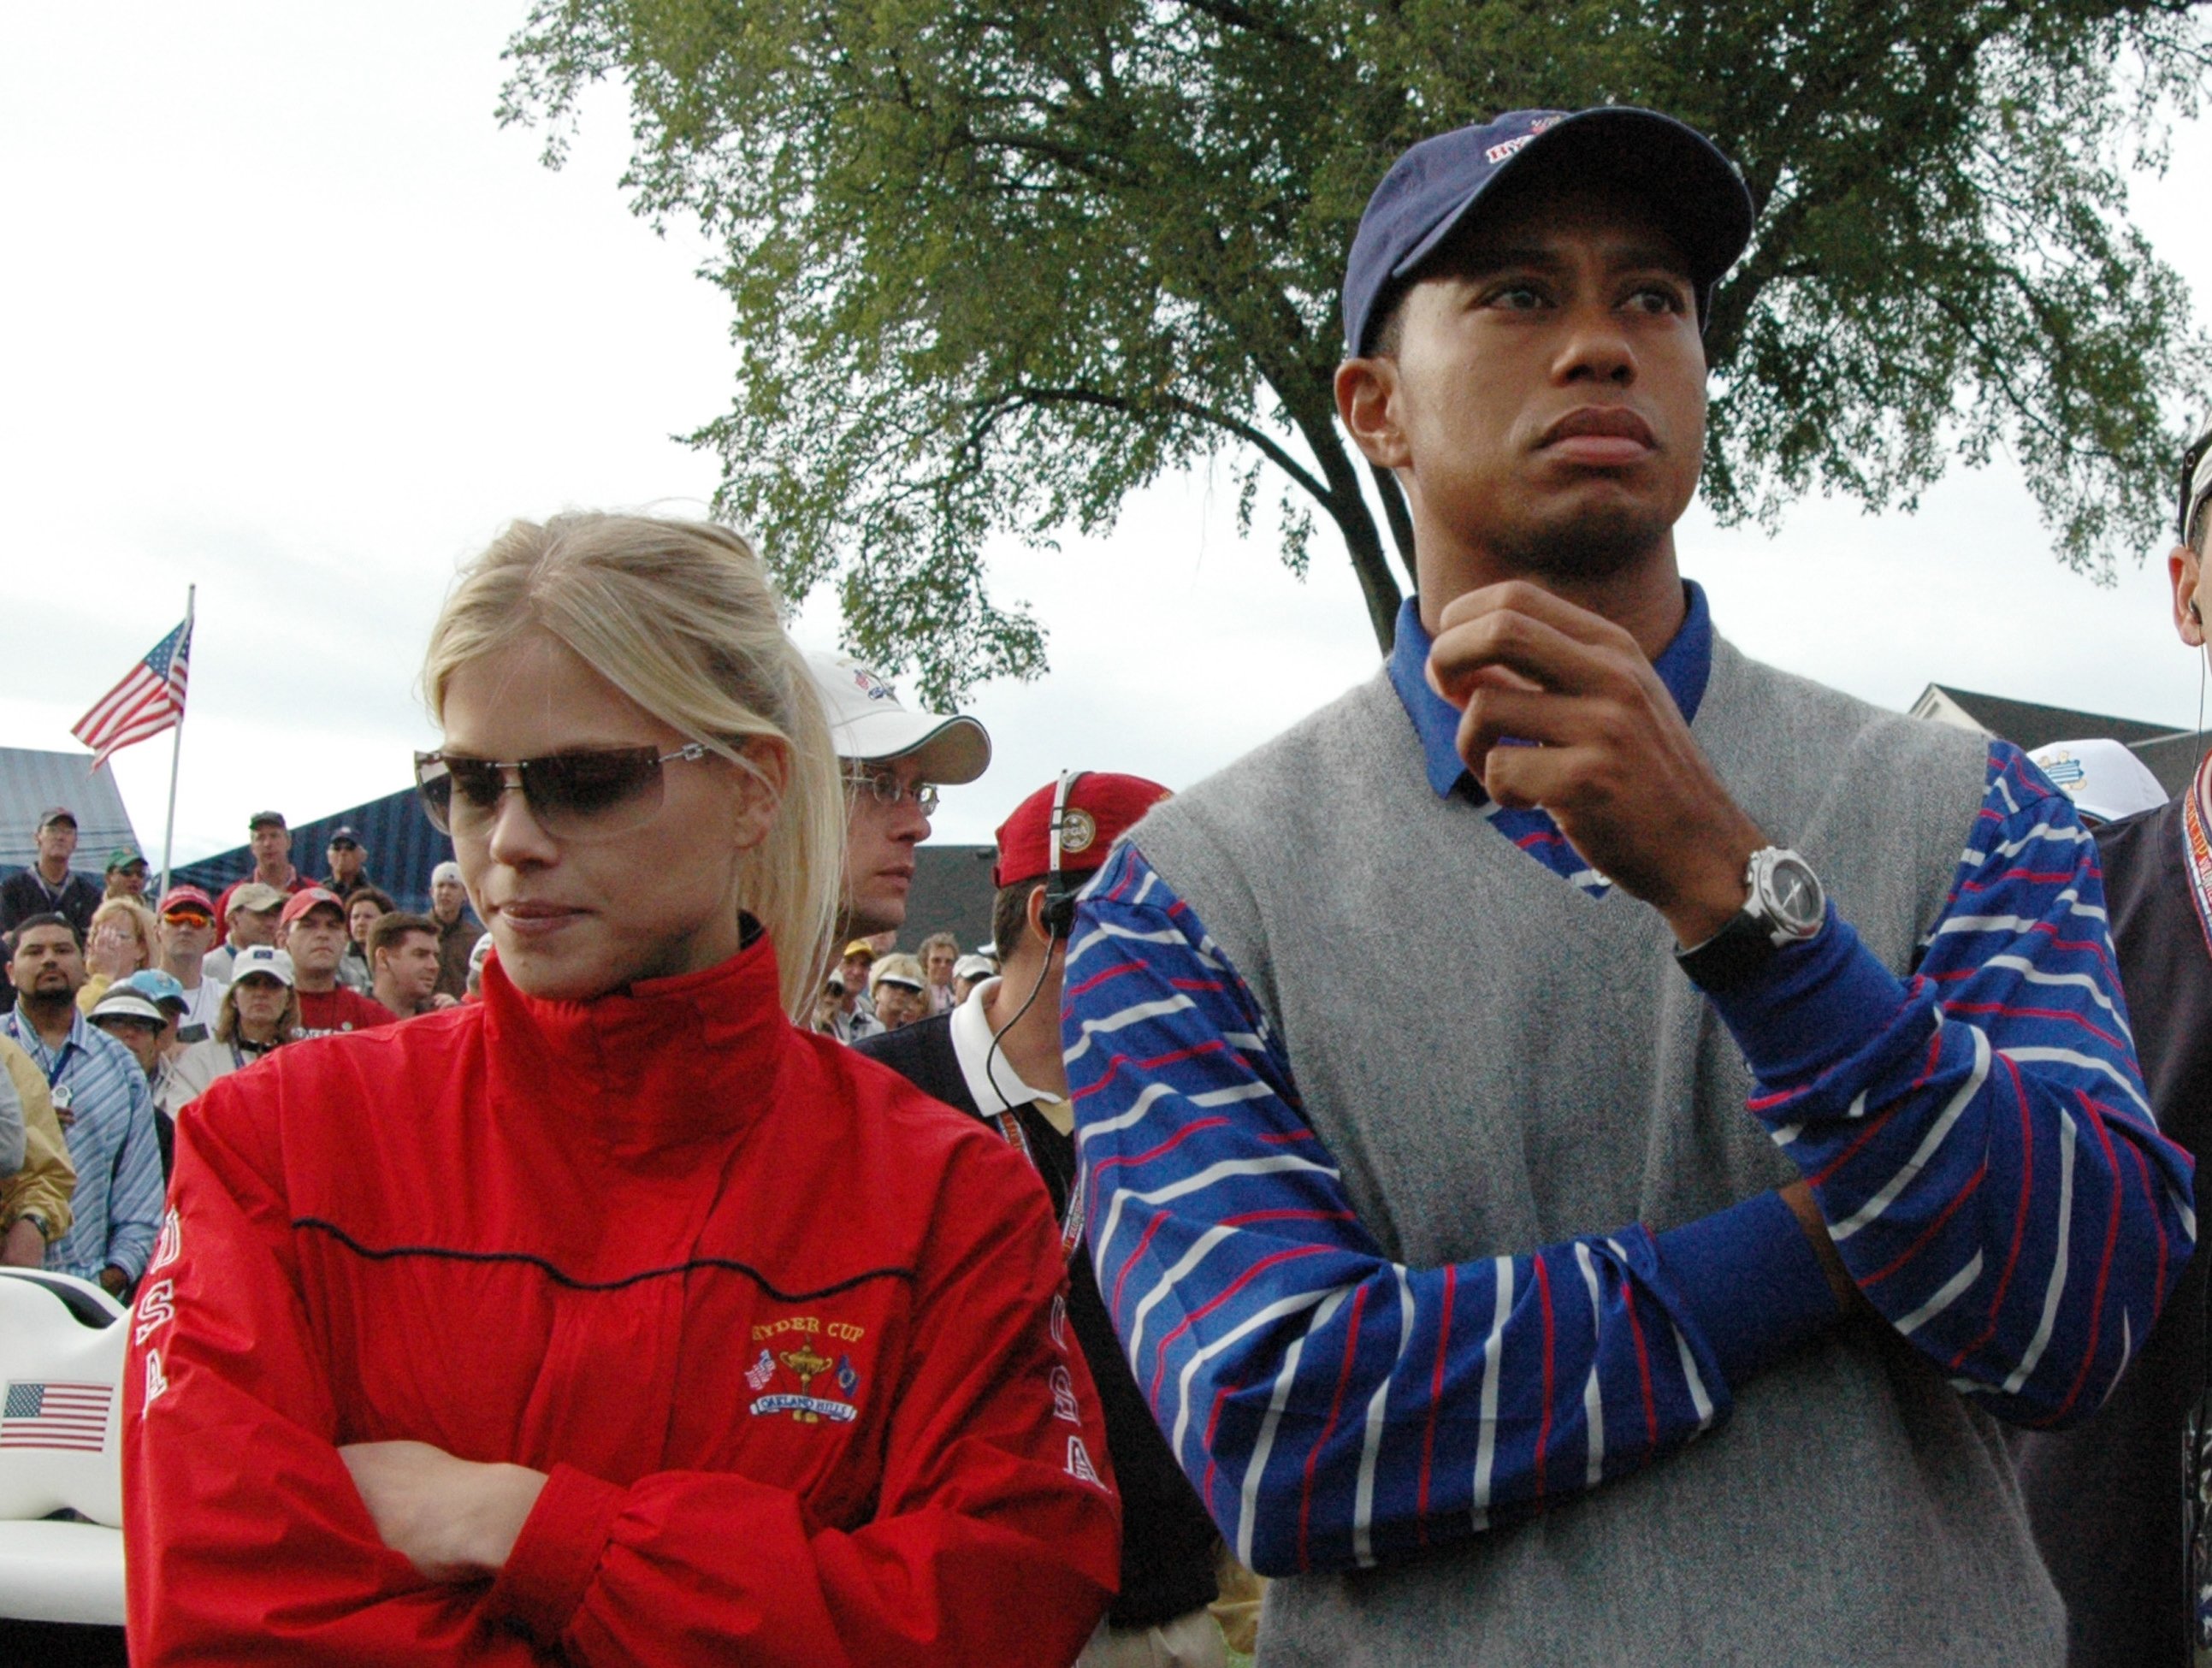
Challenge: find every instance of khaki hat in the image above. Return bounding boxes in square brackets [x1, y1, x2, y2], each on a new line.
[228, 882, 289, 914]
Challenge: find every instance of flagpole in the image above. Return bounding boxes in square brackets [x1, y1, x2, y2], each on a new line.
[157, 584, 195, 902]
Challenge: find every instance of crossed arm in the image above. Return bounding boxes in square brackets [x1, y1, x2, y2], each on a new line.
[1062, 585, 2191, 1577]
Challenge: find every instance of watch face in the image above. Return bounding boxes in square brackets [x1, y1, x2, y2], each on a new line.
[1764, 854, 1825, 936]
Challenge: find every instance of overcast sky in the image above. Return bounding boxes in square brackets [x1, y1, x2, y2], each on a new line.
[4, 5, 2209, 865]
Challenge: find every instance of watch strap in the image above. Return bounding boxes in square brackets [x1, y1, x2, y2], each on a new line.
[1675, 911, 1785, 991]
[1677, 846, 1825, 991]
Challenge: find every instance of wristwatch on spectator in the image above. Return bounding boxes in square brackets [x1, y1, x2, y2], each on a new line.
[1676, 846, 1826, 990]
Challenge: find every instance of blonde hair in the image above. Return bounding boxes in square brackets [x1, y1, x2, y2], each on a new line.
[91, 897, 157, 970]
[869, 952, 927, 1003]
[421, 513, 843, 1018]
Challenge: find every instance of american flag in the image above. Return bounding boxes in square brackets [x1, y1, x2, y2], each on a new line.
[1, 1381, 114, 1453]
[71, 617, 192, 769]
[745, 1349, 776, 1392]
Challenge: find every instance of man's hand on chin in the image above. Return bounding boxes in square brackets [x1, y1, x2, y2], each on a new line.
[1427, 580, 1764, 945]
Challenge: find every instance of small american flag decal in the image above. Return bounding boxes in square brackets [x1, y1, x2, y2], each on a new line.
[2, 1381, 113, 1452]
[745, 1349, 776, 1392]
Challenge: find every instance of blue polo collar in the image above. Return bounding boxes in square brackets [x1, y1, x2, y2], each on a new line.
[1387, 581, 1714, 799]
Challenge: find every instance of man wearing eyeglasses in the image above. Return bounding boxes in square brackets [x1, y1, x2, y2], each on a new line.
[805, 653, 991, 943]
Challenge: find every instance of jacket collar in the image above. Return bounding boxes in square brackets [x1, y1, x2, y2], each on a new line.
[478, 926, 794, 1156]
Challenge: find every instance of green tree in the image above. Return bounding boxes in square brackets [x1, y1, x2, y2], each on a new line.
[502, 0, 2211, 701]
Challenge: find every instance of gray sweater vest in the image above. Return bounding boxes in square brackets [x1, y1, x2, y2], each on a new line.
[1132, 635, 2062, 1667]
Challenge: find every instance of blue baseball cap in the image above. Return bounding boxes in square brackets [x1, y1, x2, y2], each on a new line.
[121, 969, 189, 1013]
[1340, 107, 1755, 358]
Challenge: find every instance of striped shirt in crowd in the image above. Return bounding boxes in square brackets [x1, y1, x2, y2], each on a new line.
[2, 1003, 163, 1286]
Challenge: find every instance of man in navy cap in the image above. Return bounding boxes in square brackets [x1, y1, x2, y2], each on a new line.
[1062, 108, 2191, 1665]
[322, 826, 373, 902]
[0, 807, 102, 939]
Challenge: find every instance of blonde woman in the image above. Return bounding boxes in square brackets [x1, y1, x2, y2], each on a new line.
[75, 894, 159, 1014]
[124, 514, 1117, 1665]
[867, 950, 931, 1030]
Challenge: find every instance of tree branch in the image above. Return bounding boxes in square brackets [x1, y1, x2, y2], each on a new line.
[1174, 0, 1313, 49]
[1000, 382, 1333, 504]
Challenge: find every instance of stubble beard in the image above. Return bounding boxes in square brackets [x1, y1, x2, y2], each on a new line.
[1493, 499, 1672, 586]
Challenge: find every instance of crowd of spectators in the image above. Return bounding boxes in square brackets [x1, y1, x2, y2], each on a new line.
[8, 102, 2211, 1668]
[0, 806, 492, 1295]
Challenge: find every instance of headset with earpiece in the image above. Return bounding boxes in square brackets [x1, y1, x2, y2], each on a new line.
[981, 770, 1088, 1144]
[1039, 769, 1089, 939]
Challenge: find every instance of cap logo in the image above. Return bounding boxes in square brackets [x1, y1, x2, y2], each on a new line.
[2039, 749, 2086, 790]
[1058, 808, 1097, 855]
[1482, 115, 1560, 166]
[847, 666, 898, 703]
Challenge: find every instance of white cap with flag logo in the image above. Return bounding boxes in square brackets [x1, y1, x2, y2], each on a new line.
[804, 652, 991, 784]
[2027, 738, 2169, 826]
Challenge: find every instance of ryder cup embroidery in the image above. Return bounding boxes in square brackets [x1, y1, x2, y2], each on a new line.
[747, 1314, 868, 1424]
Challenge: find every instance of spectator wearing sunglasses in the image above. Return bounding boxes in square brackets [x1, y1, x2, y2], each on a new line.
[322, 826, 373, 902]
[805, 651, 991, 942]
[151, 885, 225, 1044]
[126, 512, 1118, 1666]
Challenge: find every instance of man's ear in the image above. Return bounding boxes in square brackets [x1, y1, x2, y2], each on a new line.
[2171, 544, 2204, 648]
[1335, 355, 1411, 470]
[1023, 883, 1056, 948]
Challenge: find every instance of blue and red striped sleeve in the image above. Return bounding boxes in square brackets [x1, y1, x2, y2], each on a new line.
[1705, 743, 2194, 1425]
[1062, 841, 1839, 1576]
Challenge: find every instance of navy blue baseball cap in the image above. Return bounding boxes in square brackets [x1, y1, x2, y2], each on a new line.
[1341, 107, 1755, 358]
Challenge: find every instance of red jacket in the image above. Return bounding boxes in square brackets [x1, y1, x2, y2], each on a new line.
[125, 937, 1119, 1664]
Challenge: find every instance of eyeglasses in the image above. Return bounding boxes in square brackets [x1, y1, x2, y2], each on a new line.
[843, 769, 938, 815]
[414, 743, 710, 841]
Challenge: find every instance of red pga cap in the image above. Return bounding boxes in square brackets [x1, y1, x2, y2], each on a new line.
[993, 773, 1173, 890]
[279, 886, 346, 928]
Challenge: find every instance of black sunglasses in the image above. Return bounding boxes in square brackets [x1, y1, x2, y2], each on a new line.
[413, 743, 710, 842]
